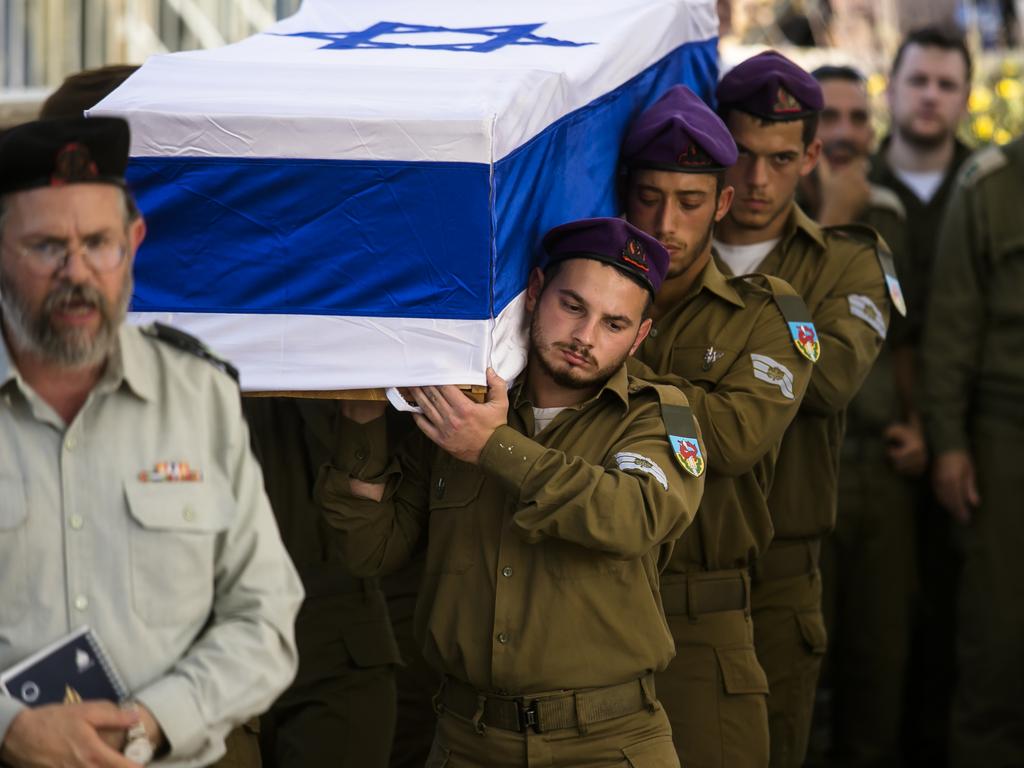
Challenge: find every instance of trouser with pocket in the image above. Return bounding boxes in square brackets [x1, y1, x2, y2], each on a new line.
[751, 540, 827, 768]
[656, 569, 769, 768]
[426, 674, 679, 767]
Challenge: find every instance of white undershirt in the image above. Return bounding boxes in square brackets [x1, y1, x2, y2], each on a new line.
[713, 238, 780, 276]
[532, 406, 566, 436]
[893, 168, 944, 204]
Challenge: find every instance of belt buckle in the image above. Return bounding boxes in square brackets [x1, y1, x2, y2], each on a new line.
[517, 698, 542, 733]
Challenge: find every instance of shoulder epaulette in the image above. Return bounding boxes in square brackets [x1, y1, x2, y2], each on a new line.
[732, 272, 796, 297]
[143, 322, 240, 384]
[957, 145, 1008, 187]
[867, 184, 906, 220]
[824, 223, 906, 316]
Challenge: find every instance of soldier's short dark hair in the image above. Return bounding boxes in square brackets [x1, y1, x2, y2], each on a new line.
[891, 25, 972, 83]
[811, 65, 865, 85]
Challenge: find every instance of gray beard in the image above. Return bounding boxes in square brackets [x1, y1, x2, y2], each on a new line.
[0, 267, 131, 369]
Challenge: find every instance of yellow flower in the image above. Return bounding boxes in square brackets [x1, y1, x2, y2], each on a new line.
[866, 73, 887, 97]
[995, 128, 1013, 145]
[969, 86, 993, 113]
[973, 115, 995, 140]
[996, 78, 1022, 100]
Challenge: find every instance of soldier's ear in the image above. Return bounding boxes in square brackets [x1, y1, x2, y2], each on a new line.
[128, 214, 147, 254]
[715, 185, 735, 222]
[525, 267, 545, 312]
[800, 138, 822, 177]
[630, 317, 653, 355]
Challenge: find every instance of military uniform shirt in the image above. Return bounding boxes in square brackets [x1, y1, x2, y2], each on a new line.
[923, 137, 1024, 452]
[0, 325, 304, 766]
[316, 366, 704, 694]
[718, 205, 890, 539]
[630, 258, 812, 571]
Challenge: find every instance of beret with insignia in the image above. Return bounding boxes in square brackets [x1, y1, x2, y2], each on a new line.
[716, 50, 824, 121]
[541, 217, 669, 296]
[0, 116, 130, 197]
[622, 85, 738, 173]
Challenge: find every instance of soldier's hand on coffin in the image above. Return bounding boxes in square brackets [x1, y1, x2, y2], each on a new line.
[339, 398, 387, 424]
[410, 368, 508, 464]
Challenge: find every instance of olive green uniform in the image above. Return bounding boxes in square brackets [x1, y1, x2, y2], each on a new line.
[869, 138, 973, 762]
[921, 138, 1024, 767]
[718, 205, 891, 768]
[628, 259, 813, 768]
[243, 397, 401, 768]
[815, 188, 918, 767]
[316, 367, 705, 766]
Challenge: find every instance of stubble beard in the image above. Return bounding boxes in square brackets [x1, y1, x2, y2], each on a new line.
[895, 114, 954, 150]
[0, 265, 131, 369]
[528, 311, 628, 392]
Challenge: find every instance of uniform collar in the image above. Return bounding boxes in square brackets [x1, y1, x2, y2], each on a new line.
[512, 361, 632, 415]
[107, 325, 156, 402]
[780, 202, 827, 252]
[698, 257, 746, 308]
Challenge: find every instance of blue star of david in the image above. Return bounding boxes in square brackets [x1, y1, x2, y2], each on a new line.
[274, 22, 593, 53]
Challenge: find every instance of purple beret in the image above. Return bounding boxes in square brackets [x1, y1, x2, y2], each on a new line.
[622, 85, 738, 172]
[541, 217, 669, 296]
[716, 50, 824, 121]
[0, 117, 129, 197]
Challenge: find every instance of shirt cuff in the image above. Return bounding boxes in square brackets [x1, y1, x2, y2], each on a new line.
[332, 415, 390, 481]
[478, 425, 545, 492]
[0, 696, 26, 751]
[134, 674, 208, 761]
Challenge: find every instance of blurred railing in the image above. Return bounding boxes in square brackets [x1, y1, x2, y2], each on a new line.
[1, 0, 301, 89]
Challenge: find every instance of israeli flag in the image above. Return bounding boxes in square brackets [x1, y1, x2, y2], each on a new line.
[92, 0, 719, 391]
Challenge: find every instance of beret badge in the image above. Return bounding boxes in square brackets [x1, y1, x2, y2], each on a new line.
[621, 237, 649, 272]
[51, 142, 100, 186]
[773, 87, 802, 115]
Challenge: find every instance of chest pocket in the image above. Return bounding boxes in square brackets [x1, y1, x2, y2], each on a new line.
[124, 481, 232, 626]
[668, 344, 740, 388]
[0, 475, 30, 625]
[427, 460, 485, 575]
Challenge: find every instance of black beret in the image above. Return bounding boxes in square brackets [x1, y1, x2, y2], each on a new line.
[0, 117, 130, 197]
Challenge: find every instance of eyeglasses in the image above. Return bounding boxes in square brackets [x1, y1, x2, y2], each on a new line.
[11, 236, 128, 277]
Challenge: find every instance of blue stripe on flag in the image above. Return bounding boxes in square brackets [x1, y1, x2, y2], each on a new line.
[127, 37, 718, 320]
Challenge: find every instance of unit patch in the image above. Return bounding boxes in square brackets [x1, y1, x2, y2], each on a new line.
[751, 354, 795, 399]
[848, 294, 887, 338]
[774, 293, 820, 362]
[876, 248, 907, 317]
[659, 403, 706, 478]
[614, 451, 669, 490]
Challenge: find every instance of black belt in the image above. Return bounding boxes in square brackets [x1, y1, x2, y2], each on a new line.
[660, 570, 749, 617]
[751, 539, 820, 582]
[436, 674, 655, 734]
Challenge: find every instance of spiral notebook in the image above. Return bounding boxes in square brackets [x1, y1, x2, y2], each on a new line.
[0, 626, 128, 706]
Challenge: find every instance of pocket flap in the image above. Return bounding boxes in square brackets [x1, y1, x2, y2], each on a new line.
[428, 465, 485, 511]
[124, 481, 230, 533]
[715, 645, 769, 695]
[796, 610, 828, 655]
[622, 735, 679, 767]
[0, 475, 28, 530]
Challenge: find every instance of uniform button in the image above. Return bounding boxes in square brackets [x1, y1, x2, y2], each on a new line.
[501, 566, 513, 578]
[355, 449, 367, 461]
[497, 632, 509, 644]
[69, 515, 84, 530]
[182, 505, 196, 522]
[435, 477, 446, 499]
[650, 328, 659, 338]
[64, 435, 77, 451]
[74, 595, 88, 611]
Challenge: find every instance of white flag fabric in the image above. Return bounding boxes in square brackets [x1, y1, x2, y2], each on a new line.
[92, 0, 719, 391]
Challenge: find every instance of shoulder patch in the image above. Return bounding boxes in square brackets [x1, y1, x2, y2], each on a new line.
[825, 223, 906, 317]
[848, 294, 887, 339]
[958, 145, 1008, 187]
[867, 184, 906, 219]
[659, 402, 705, 478]
[774, 293, 820, 362]
[143, 322, 240, 383]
